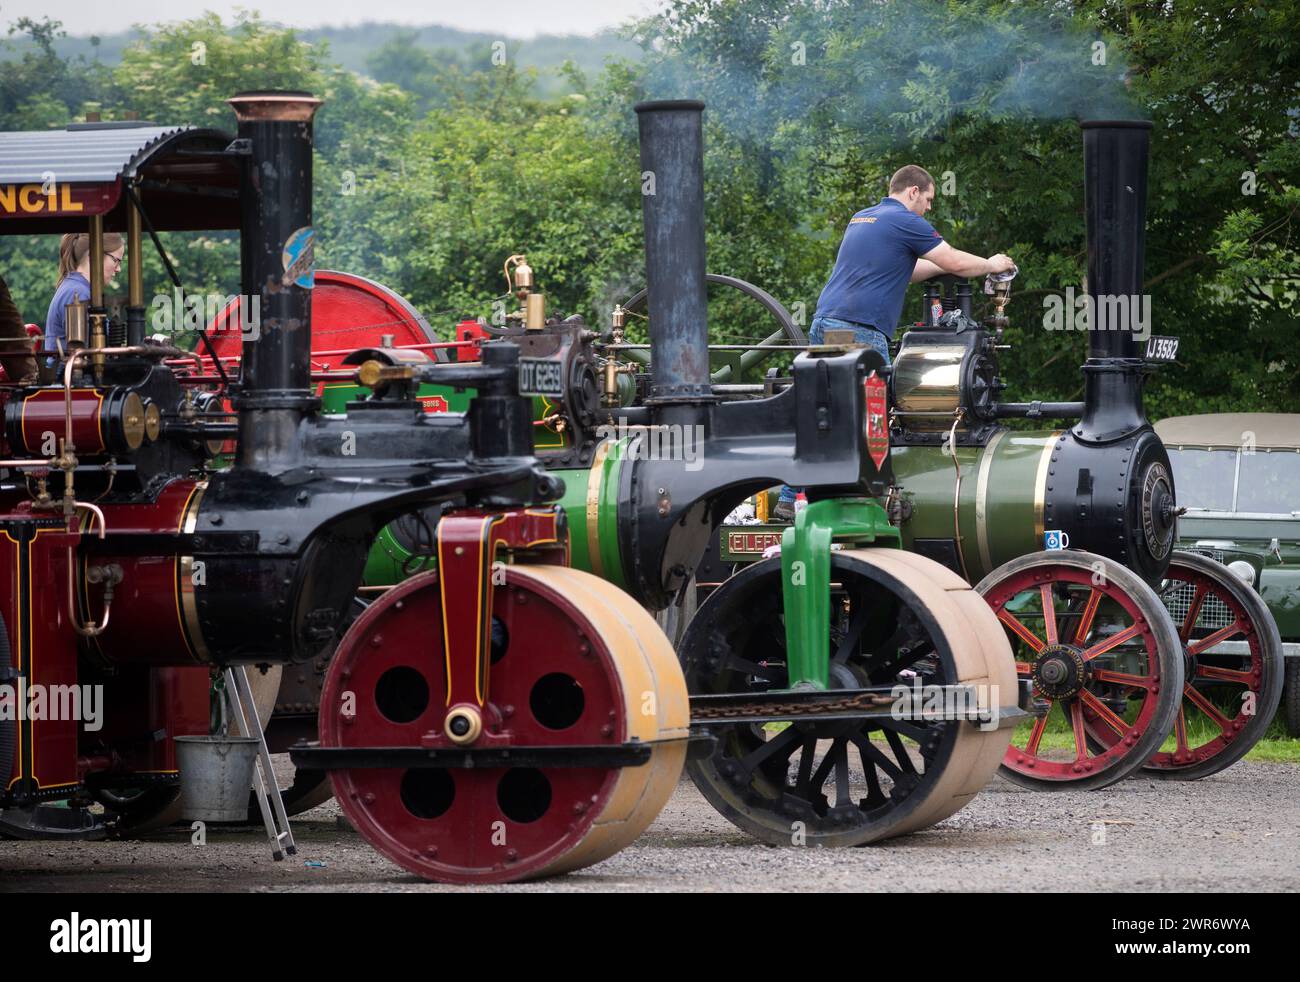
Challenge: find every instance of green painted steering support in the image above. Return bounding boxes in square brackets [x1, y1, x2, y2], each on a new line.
[780, 497, 902, 689]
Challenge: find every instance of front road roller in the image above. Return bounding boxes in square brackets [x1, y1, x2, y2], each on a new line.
[294, 510, 689, 884]
[680, 498, 1022, 847]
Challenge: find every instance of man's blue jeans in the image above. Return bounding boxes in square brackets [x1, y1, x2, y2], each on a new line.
[777, 316, 892, 508]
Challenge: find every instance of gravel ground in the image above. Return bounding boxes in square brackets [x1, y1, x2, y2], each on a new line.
[3, 759, 1298, 893]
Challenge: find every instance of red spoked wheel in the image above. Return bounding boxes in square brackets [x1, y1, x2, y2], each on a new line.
[318, 565, 689, 884]
[1130, 551, 1283, 780]
[976, 551, 1183, 791]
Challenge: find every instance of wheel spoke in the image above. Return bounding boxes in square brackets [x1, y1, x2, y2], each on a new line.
[1072, 588, 1102, 646]
[997, 608, 1047, 653]
[1069, 698, 1088, 761]
[1089, 668, 1154, 690]
[809, 738, 841, 794]
[1040, 585, 1058, 645]
[875, 717, 929, 744]
[1173, 706, 1189, 753]
[1183, 684, 1234, 733]
[1196, 664, 1255, 685]
[857, 743, 888, 808]
[1079, 689, 1127, 737]
[794, 737, 816, 795]
[833, 741, 852, 807]
[736, 726, 802, 776]
[882, 727, 918, 775]
[1188, 621, 1247, 657]
[863, 634, 934, 681]
[1015, 661, 1033, 676]
[850, 733, 905, 783]
[1024, 705, 1052, 755]
[1179, 583, 1209, 642]
[1083, 622, 1143, 661]
[832, 601, 872, 664]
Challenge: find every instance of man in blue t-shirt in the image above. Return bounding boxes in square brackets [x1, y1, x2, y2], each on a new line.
[775, 164, 1014, 519]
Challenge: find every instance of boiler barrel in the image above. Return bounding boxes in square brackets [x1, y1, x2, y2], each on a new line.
[890, 432, 1062, 583]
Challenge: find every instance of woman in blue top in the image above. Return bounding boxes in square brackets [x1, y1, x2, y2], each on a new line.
[44, 232, 124, 358]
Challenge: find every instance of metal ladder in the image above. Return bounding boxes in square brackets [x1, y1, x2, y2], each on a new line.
[222, 666, 296, 861]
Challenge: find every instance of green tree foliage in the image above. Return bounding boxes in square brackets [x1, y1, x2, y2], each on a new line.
[0, 3, 1293, 417]
[333, 67, 642, 327]
[0, 12, 413, 349]
[625, 0, 1299, 415]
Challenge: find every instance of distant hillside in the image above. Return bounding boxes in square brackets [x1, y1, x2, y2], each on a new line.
[0, 19, 644, 88]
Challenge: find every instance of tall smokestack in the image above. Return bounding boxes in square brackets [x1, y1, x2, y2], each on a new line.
[634, 100, 713, 408]
[1075, 119, 1153, 444]
[229, 91, 322, 469]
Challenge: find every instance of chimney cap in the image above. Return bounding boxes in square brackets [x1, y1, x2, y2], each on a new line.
[634, 99, 705, 114]
[228, 91, 322, 123]
[1080, 119, 1153, 130]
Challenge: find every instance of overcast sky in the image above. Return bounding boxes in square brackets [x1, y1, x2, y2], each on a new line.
[3, 0, 663, 37]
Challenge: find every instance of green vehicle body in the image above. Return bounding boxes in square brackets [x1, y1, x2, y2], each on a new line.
[1155, 413, 1300, 733]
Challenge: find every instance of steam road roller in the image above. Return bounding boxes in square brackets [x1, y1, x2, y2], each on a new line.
[0, 91, 689, 884]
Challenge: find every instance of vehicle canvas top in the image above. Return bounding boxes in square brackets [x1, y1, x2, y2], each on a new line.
[1156, 412, 1300, 450]
[0, 120, 240, 235]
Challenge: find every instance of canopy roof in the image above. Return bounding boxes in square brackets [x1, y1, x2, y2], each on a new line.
[0, 121, 239, 235]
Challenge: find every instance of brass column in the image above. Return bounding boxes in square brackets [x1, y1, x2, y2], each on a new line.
[126, 191, 145, 346]
[87, 215, 107, 373]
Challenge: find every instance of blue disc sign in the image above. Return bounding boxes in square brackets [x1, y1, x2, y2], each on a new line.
[281, 226, 316, 289]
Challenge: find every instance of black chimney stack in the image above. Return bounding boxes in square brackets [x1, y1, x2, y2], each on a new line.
[1044, 118, 1178, 587]
[229, 91, 322, 470]
[634, 101, 713, 413]
[1075, 119, 1153, 444]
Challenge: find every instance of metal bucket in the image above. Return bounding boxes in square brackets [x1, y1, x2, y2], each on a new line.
[174, 735, 259, 822]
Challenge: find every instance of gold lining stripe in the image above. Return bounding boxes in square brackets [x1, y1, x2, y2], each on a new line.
[586, 440, 611, 579]
[3, 528, 19, 790]
[436, 515, 502, 707]
[1033, 432, 1062, 541]
[92, 389, 105, 452]
[975, 429, 1006, 575]
[176, 481, 210, 663]
[4, 526, 69, 789]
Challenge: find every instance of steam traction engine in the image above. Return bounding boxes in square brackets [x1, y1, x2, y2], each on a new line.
[332, 100, 1026, 848]
[885, 121, 1282, 787]
[0, 91, 690, 884]
[700, 120, 1282, 789]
